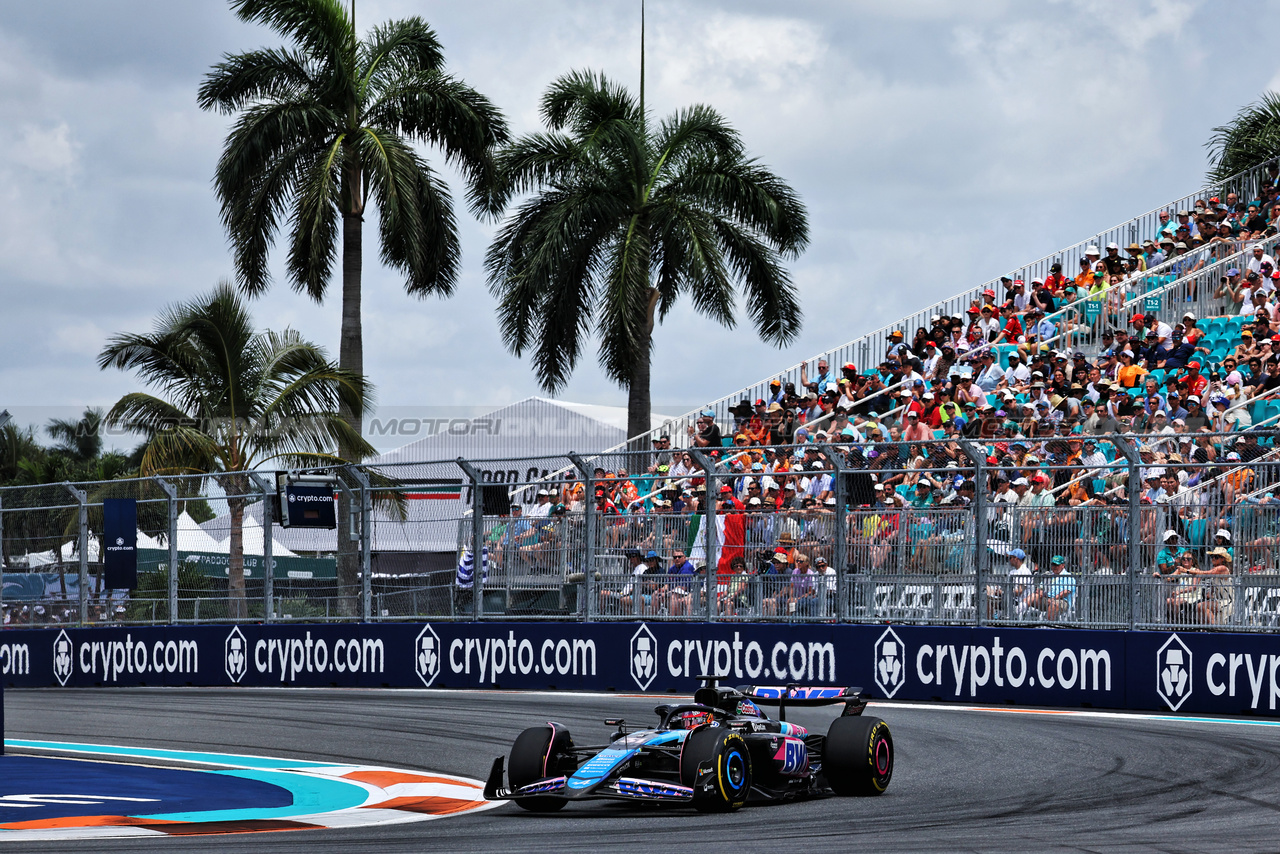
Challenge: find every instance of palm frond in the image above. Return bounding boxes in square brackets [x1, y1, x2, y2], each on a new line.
[285, 138, 343, 300]
[1207, 92, 1280, 183]
[359, 128, 460, 296]
[231, 0, 355, 78]
[198, 47, 320, 113]
[363, 70, 508, 214]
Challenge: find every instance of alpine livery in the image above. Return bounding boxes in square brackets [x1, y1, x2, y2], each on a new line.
[484, 678, 894, 812]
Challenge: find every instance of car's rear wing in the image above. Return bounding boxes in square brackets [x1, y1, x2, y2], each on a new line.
[738, 684, 866, 721]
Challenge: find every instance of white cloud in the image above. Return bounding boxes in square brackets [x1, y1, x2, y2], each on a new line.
[12, 122, 78, 175]
[0, 0, 1272, 437]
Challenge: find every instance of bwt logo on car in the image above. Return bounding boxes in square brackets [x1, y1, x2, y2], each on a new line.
[243, 630, 386, 682]
[913, 636, 1112, 697]
[443, 629, 597, 684]
[1200, 635, 1280, 712]
[61, 630, 199, 684]
[654, 628, 837, 688]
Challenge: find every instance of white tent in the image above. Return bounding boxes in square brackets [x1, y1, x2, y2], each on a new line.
[176, 511, 226, 553]
[198, 397, 669, 554]
[228, 515, 298, 558]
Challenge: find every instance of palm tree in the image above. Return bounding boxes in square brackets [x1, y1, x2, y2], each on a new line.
[46, 408, 105, 464]
[98, 283, 374, 619]
[199, 0, 507, 610]
[1207, 92, 1280, 182]
[198, 0, 507, 417]
[486, 71, 809, 442]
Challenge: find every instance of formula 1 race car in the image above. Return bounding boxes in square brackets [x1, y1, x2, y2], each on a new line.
[483, 678, 893, 812]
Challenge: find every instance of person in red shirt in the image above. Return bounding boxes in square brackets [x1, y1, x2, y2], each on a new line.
[991, 302, 1023, 347]
[1044, 262, 1068, 295]
[1184, 361, 1208, 398]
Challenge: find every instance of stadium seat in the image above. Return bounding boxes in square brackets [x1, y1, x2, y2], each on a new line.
[1185, 518, 1208, 548]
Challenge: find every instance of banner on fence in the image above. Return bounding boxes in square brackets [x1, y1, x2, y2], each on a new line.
[4, 622, 1280, 717]
[103, 499, 138, 590]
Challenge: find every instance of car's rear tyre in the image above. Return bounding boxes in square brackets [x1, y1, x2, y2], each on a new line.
[508, 723, 575, 812]
[680, 727, 752, 812]
[825, 715, 893, 796]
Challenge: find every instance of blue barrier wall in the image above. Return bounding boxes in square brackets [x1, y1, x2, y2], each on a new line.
[2, 622, 1279, 717]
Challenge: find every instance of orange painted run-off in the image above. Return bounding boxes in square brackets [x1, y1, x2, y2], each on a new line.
[369, 796, 488, 816]
[0, 815, 181, 830]
[342, 770, 480, 789]
[148, 819, 321, 835]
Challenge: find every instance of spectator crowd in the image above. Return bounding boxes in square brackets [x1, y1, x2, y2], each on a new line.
[477, 194, 1280, 626]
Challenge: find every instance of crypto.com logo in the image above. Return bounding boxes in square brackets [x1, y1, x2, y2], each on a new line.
[630, 624, 658, 690]
[415, 625, 442, 687]
[52, 630, 74, 686]
[225, 626, 247, 683]
[1157, 634, 1193, 711]
[873, 627, 905, 699]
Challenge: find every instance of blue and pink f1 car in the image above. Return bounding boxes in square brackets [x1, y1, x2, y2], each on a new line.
[484, 678, 893, 812]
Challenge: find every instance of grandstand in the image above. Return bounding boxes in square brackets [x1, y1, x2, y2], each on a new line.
[8, 160, 1280, 631]
[624, 159, 1280, 452]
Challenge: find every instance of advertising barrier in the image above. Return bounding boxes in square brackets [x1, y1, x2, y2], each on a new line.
[4, 622, 1280, 717]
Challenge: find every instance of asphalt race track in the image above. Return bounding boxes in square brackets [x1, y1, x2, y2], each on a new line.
[6, 688, 1280, 853]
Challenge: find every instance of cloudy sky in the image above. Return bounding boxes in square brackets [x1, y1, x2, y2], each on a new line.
[2, 0, 1277, 451]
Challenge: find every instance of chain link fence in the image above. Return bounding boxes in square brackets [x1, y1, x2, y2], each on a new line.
[5, 432, 1280, 631]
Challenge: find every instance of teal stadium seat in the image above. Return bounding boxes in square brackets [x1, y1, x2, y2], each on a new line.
[1185, 518, 1208, 548]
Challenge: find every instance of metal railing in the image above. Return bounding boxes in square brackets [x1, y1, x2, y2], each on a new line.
[594, 159, 1280, 455]
[4, 432, 1280, 632]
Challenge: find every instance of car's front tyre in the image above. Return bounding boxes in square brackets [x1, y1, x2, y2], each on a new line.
[680, 727, 752, 812]
[508, 723, 575, 812]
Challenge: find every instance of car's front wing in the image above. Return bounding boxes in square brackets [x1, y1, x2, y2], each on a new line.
[483, 757, 694, 804]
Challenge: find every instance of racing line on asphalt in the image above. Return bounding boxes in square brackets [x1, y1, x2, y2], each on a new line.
[6, 687, 1280, 853]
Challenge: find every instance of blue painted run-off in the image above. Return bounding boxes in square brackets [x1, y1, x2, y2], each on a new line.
[0, 756, 292, 823]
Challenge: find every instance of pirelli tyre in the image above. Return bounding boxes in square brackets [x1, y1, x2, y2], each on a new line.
[680, 727, 752, 812]
[508, 723, 575, 812]
[824, 715, 893, 796]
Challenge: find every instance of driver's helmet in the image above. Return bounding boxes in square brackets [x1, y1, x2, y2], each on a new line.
[670, 709, 713, 730]
[734, 699, 763, 718]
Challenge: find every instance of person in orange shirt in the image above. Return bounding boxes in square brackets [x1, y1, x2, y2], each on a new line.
[1116, 351, 1148, 389]
[743, 400, 771, 445]
[1073, 256, 1093, 291]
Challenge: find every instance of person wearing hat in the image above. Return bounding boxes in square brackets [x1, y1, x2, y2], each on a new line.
[599, 549, 652, 615]
[1023, 554, 1076, 620]
[987, 547, 1035, 619]
[1192, 547, 1235, 626]
[1248, 241, 1276, 276]
[688, 408, 724, 448]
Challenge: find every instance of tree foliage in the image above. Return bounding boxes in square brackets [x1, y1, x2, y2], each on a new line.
[1207, 92, 1280, 183]
[485, 71, 808, 440]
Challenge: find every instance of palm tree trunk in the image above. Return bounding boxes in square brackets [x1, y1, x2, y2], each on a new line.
[626, 287, 660, 452]
[227, 495, 247, 620]
[336, 209, 364, 617]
